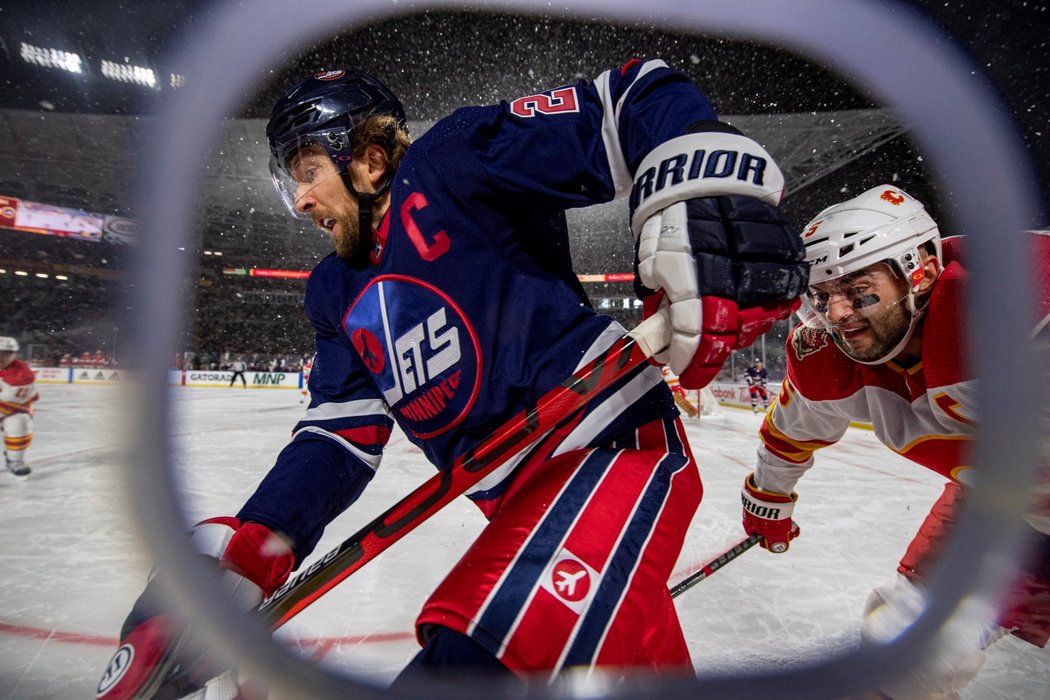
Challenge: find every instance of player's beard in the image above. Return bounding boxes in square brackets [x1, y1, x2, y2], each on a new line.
[330, 211, 362, 262]
[318, 193, 371, 266]
[829, 300, 912, 363]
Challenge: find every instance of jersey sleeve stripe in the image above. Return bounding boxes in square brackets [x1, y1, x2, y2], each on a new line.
[759, 414, 837, 464]
[592, 69, 632, 199]
[302, 397, 391, 422]
[594, 59, 670, 199]
[290, 425, 383, 471]
[332, 424, 392, 449]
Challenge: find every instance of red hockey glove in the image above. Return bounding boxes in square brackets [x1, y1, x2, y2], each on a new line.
[741, 473, 800, 553]
[193, 516, 295, 598]
[631, 123, 808, 389]
[96, 518, 294, 699]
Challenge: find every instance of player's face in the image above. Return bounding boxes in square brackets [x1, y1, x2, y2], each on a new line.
[288, 145, 363, 261]
[0, 351, 14, 369]
[807, 262, 913, 362]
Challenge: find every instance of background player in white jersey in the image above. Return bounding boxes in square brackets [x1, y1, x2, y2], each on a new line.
[0, 336, 38, 477]
[299, 353, 313, 404]
[661, 364, 698, 418]
[97, 60, 808, 698]
[739, 185, 1050, 699]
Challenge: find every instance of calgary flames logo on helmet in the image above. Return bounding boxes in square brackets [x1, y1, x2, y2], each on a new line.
[880, 189, 905, 206]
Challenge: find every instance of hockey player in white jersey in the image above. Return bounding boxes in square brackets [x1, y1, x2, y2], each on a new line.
[0, 336, 38, 477]
[740, 185, 1050, 698]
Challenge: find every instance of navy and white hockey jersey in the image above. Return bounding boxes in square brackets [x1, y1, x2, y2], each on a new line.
[743, 365, 768, 387]
[238, 59, 720, 562]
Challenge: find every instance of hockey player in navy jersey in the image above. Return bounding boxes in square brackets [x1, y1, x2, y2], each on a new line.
[97, 60, 807, 697]
[742, 358, 770, 413]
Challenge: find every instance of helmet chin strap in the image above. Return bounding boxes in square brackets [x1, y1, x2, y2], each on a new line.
[839, 288, 928, 365]
[339, 169, 393, 268]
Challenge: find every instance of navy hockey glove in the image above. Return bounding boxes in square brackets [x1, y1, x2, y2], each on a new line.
[631, 122, 808, 388]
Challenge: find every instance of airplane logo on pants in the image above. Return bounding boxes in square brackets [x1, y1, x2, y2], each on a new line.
[544, 551, 598, 609]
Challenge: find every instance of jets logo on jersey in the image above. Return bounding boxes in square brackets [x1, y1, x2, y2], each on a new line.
[791, 326, 829, 361]
[540, 549, 598, 613]
[346, 276, 482, 438]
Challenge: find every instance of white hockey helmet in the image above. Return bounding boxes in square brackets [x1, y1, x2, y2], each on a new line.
[0, 336, 19, 352]
[798, 185, 941, 364]
[802, 185, 940, 284]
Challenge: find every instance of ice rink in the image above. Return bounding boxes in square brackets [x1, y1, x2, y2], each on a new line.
[0, 383, 1045, 698]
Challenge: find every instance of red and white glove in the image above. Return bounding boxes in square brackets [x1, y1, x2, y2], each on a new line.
[191, 516, 296, 599]
[96, 518, 294, 699]
[741, 473, 800, 553]
[631, 123, 808, 389]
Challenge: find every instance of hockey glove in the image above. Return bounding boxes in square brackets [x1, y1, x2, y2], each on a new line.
[741, 473, 800, 553]
[631, 122, 808, 388]
[96, 518, 294, 700]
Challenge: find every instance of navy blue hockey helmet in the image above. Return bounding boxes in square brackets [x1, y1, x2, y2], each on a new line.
[266, 68, 406, 215]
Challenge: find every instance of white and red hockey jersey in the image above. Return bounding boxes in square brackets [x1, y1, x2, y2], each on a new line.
[0, 358, 38, 418]
[756, 233, 1050, 521]
[755, 236, 974, 493]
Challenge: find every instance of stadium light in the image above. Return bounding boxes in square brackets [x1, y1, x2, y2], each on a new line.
[19, 42, 84, 73]
[100, 58, 158, 88]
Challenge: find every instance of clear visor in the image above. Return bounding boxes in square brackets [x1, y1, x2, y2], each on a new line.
[797, 261, 912, 330]
[268, 138, 353, 218]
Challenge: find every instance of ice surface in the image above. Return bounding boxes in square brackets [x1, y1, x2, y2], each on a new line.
[0, 384, 1045, 698]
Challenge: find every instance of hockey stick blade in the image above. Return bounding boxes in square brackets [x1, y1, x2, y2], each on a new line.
[669, 534, 762, 598]
[257, 310, 670, 628]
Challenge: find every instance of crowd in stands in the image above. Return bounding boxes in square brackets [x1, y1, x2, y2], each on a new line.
[4, 212, 789, 381]
[173, 351, 310, 373]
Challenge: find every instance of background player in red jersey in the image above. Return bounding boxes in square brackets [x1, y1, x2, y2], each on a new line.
[739, 185, 1050, 698]
[0, 336, 38, 477]
[97, 61, 807, 698]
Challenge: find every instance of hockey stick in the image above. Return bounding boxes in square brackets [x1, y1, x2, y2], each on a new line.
[669, 534, 762, 598]
[257, 310, 671, 628]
